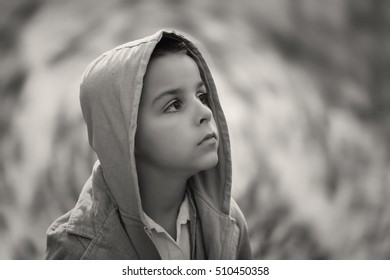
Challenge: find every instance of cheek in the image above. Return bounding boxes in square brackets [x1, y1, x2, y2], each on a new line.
[150, 127, 182, 149]
[136, 118, 191, 158]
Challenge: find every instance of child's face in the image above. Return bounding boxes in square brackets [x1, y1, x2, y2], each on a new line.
[135, 53, 219, 175]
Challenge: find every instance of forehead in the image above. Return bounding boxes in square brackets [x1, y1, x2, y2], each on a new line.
[142, 54, 203, 100]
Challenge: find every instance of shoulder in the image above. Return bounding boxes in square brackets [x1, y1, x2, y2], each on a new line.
[45, 211, 90, 260]
[45, 206, 138, 259]
[45, 164, 112, 260]
[230, 198, 253, 260]
[230, 199, 248, 227]
[45, 163, 117, 260]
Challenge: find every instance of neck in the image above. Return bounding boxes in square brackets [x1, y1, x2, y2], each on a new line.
[137, 161, 190, 222]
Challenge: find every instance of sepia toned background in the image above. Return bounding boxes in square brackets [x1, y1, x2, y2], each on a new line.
[1, 0, 390, 259]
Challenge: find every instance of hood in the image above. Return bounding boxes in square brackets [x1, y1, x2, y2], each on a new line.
[79, 29, 232, 228]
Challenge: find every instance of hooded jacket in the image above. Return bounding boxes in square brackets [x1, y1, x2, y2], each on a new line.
[45, 29, 252, 260]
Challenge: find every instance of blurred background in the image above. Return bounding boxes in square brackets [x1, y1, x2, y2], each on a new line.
[1, 0, 390, 259]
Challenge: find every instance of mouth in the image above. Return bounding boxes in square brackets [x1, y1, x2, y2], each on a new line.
[198, 132, 218, 145]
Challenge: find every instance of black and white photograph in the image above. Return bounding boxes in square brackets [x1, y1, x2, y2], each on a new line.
[1, 0, 390, 264]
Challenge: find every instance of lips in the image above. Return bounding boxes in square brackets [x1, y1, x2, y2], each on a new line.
[198, 132, 217, 145]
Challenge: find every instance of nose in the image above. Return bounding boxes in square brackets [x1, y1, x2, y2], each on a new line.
[195, 99, 213, 126]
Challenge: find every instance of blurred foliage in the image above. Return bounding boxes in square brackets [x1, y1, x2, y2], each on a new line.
[1, 0, 390, 259]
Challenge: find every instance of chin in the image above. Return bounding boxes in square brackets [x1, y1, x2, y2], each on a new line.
[197, 153, 219, 172]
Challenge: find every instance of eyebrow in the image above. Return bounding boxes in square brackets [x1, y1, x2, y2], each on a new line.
[152, 81, 205, 106]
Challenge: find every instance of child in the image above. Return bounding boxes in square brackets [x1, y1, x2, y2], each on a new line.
[45, 29, 252, 260]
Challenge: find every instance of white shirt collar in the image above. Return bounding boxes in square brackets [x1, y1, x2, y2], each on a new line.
[143, 194, 190, 236]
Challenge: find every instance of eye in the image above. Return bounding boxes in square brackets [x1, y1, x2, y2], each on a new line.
[164, 99, 182, 113]
[198, 92, 209, 106]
